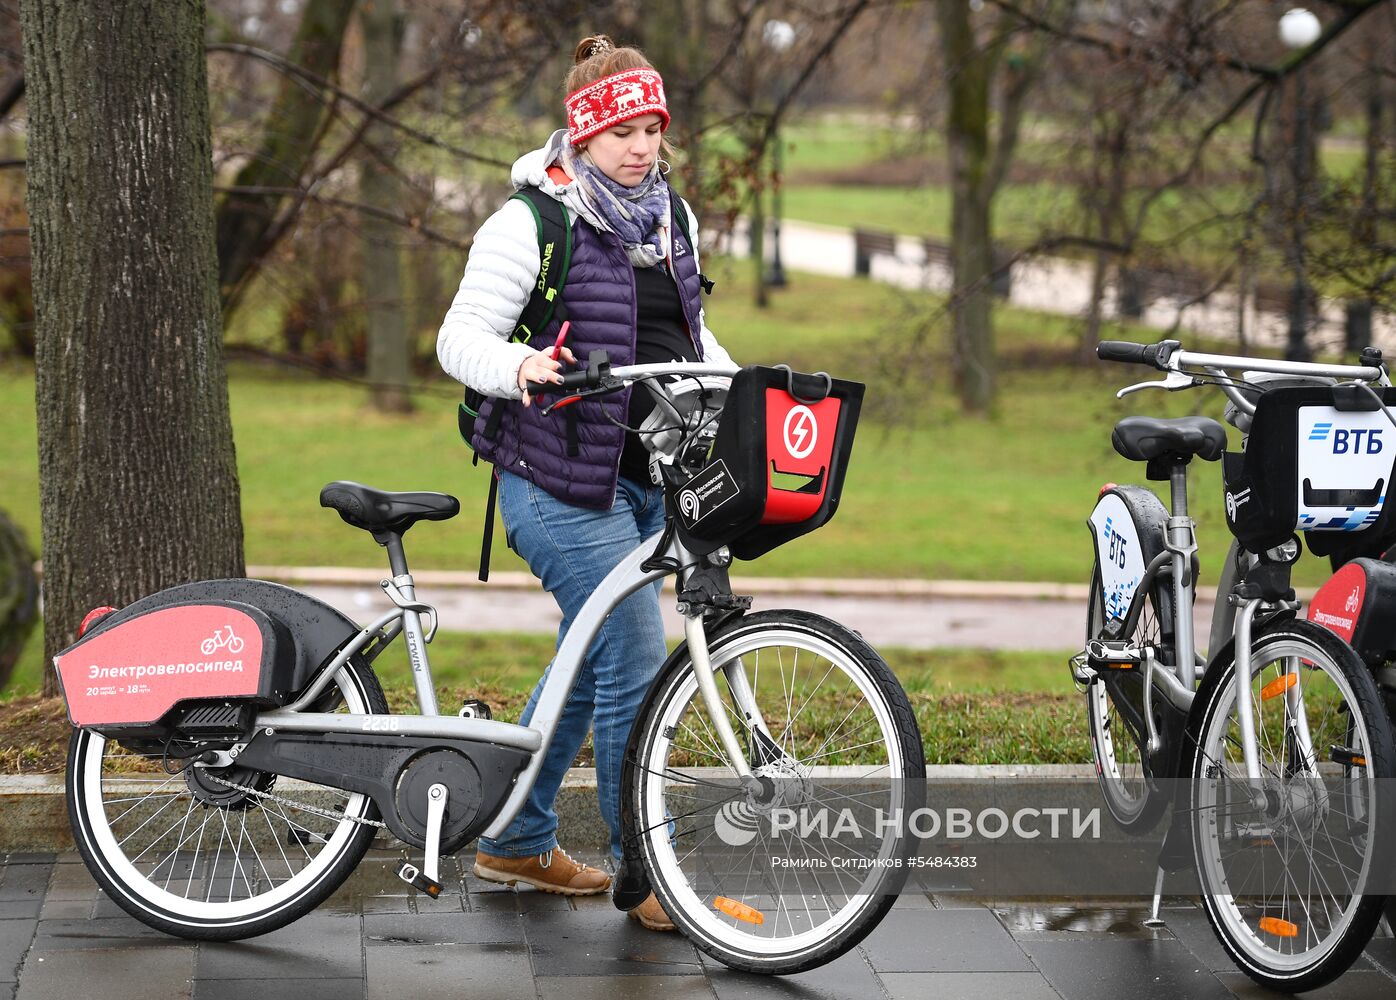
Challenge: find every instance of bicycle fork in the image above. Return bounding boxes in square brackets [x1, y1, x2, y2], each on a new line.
[684, 613, 768, 791]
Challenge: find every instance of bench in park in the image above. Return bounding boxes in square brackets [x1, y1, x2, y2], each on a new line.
[853, 229, 898, 277]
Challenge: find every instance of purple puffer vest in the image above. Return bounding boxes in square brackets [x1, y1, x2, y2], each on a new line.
[472, 194, 706, 510]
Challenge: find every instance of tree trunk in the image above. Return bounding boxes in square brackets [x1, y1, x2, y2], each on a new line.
[1081, 249, 1110, 363]
[215, 0, 359, 314]
[0, 510, 37, 693]
[939, 0, 994, 414]
[360, 0, 411, 414]
[21, 0, 243, 696]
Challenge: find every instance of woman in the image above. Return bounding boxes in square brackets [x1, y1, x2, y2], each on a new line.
[436, 35, 733, 931]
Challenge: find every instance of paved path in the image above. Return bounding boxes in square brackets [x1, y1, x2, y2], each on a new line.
[725, 218, 1396, 353]
[293, 576, 1219, 653]
[2, 851, 1391, 999]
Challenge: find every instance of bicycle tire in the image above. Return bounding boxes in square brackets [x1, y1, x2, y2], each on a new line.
[623, 610, 925, 975]
[67, 655, 388, 941]
[1186, 619, 1395, 993]
[1085, 562, 1172, 833]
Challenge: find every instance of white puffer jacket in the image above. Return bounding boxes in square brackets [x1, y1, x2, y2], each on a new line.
[437, 130, 734, 401]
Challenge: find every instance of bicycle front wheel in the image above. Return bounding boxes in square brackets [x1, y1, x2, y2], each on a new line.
[626, 610, 925, 975]
[1187, 619, 1395, 993]
[67, 656, 388, 941]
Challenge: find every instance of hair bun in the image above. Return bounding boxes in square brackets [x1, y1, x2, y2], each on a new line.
[574, 34, 614, 64]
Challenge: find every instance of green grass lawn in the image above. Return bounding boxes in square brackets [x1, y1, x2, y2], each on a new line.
[1, 256, 1262, 584]
[2, 621, 1087, 766]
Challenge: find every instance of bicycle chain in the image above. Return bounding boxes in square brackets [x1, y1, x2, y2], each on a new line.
[203, 770, 388, 830]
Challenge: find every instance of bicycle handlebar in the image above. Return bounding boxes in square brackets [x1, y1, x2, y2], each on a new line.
[525, 361, 742, 399]
[1097, 339, 1386, 384]
[1097, 340, 1179, 370]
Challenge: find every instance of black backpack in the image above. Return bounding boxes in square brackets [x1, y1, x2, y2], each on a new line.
[458, 185, 706, 580]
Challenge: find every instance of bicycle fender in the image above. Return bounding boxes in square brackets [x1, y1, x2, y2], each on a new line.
[85, 579, 360, 696]
[1089, 484, 1173, 627]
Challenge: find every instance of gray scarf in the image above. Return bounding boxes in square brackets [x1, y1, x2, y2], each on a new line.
[562, 144, 671, 268]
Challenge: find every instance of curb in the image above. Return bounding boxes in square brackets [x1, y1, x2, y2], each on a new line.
[0, 766, 1102, 853]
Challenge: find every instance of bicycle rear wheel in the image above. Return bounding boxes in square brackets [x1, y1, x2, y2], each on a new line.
[625, 610, 925, 975]
[1187, 619, 1395, 993]
[67, 656, 387, 940]
[1084, 563, 1173, 833]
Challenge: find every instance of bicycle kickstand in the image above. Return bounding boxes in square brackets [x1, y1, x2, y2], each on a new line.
[397, 783, 448, 898]
[1144, 866, 1166, 928]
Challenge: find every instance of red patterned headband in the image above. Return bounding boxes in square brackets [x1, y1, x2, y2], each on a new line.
[565, 68, 670, 146]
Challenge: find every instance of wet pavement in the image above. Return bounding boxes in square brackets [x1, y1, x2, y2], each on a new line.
[2, 849, 1392, 999]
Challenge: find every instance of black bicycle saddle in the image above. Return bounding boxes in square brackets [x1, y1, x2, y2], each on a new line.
[319, 481, 460, 536]
[1111, 416, 1227, 464]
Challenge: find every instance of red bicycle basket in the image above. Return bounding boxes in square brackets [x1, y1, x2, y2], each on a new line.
[670, 365, 864, 559]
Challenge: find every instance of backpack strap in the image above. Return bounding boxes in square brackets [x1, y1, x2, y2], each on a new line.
[473, 186, 573, 581]
[508, 186, 573, 341]
[672, 196, 715, 295]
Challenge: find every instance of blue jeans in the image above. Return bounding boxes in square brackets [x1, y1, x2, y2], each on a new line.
[477, 470, 668, 863]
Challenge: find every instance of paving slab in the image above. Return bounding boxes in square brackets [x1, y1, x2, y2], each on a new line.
[537, 974, 718, 999]
[879, 970, 1063, 1000]
[194, 911, 363, 980]
[365, 942, 533, 1000]
[701, 947, 884, 1000]
[521, 905, 704, 977]
[859, 908, 1035, 973]
[1020, 938, 1234, 1000]
[19, 946, 194, 1000]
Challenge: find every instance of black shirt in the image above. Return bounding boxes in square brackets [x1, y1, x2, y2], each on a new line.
[619, 263, 699, 486]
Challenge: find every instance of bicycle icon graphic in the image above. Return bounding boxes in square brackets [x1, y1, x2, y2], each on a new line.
[200, 626, 244, 656]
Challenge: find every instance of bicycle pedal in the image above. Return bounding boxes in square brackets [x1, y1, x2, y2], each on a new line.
[458, 699, 493, 720]
[1086, 639, 1142, 669]
[397, 862, 443, 898]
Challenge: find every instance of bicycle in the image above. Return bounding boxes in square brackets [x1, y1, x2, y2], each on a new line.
[1073, 338, 1396, 993]
[54, 355, 925, 976]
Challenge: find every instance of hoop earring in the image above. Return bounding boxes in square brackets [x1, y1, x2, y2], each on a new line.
[657, 157, 671, 175]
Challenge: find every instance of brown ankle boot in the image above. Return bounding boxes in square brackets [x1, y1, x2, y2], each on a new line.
[472, 846, 611, 896]
[627, 891, 676, 931]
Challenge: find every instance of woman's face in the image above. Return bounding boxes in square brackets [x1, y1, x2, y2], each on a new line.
[582, 113, 664, 187]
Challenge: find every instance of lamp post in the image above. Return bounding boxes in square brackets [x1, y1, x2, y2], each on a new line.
[1278, 7, 1321, 362]
[763, 19, 795, 289]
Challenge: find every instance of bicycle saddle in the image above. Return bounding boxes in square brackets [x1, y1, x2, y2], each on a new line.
[1111, 416, 1227, 463]
[319, 481, 460, 536]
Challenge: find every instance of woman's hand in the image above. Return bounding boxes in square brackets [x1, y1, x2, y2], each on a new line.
[517, 346, 578, 408]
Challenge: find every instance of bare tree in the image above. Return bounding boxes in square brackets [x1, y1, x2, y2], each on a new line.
[937, 0, 1053, 413]
[214, 0, 361, 313]
[360, 0, 413, 413]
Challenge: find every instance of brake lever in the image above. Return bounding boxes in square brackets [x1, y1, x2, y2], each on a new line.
[1116, 369, 1196, 398]
[537, 377, 628, 416]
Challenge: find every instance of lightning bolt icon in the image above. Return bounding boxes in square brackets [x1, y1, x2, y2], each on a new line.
[792, 415, 810, 453]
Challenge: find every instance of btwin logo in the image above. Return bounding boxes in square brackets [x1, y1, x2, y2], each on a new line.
[1309, 422, 1384, 454]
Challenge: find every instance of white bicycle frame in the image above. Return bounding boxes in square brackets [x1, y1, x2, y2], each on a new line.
[1110, 346, 1390, 789]
[252, 362, 762, 842]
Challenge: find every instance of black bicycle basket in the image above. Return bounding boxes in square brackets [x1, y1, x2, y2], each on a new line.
[668, 365, 864, 560]
[1222, 384, 1396, 555]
